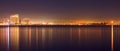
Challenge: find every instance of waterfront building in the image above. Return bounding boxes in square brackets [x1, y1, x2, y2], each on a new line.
[21, 18, 30, 24]
[10, 14, 19, 24]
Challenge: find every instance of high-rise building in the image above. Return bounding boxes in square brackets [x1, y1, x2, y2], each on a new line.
[10, 14, 19, 24]
[21, 18, 30, 24]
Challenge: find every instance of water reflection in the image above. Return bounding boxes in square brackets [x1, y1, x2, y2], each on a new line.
[114, 26, 120, 51]
[0, 26, 118, 51]
[19, 27, 32, 51]
[70, 28, 73, 45]
[111, 25, 114, 51]
[78, 28, 81, 45]
[42, 28, 46, 48]
[0, 27, 9, 51]
[36, 27, 38, 49]
[9, 27, 19, 51]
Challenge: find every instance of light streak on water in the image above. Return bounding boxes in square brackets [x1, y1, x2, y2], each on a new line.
[111, 24, 114, 51]
[42, 28, 45, 48]
[7, 27, 10, 51]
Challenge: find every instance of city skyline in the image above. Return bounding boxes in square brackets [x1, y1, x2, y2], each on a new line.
[0, 0, 120, 51]
[0, 0, 120, 23]
[0, 14, 30, 25]
[0, 14, 119, 25]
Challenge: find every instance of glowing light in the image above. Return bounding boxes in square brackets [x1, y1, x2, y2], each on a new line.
[70, 23, 74, 25]
[111, 23, 114, 51]
[10, 14, 19, 24]
[42, 22, 47, 25]
[10, 14, 19, 18]
[48, 22, 54, 25]
[111, 21, 114, 24]
[7, 19, 9, 21]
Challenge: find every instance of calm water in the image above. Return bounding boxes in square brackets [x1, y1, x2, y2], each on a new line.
[0, 26, 120, 51]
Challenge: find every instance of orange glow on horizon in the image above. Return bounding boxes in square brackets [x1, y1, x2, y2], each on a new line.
[110, 21, 114, 24]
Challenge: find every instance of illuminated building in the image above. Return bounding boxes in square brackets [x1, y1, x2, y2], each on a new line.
[0, 21, 3, 25]
[10, 14, 19, 24]
[0, 17, 9, 25]
[3, 17, 8, 23]
[21, 18, 30, 24]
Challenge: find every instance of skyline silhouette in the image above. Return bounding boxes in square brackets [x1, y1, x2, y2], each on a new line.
[0, 0, 120, 23]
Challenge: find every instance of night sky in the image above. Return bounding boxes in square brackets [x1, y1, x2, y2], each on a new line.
[0, 0, 120, 23]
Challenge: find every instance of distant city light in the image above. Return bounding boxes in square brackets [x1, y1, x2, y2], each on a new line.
[48, 22, 54, 25]
[0, 14, 118, 25]
[10, 14, 19, 18]
[42, 22, 47, 25]
[111, 21, 114, 24]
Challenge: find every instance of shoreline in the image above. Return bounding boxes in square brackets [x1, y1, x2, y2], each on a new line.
[0, 25, 117, 27]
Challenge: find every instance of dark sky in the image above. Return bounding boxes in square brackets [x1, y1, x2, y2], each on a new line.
[0, 0, 120, 23]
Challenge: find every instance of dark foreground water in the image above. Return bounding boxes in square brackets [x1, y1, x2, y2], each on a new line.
[0, 26, 120, 51]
